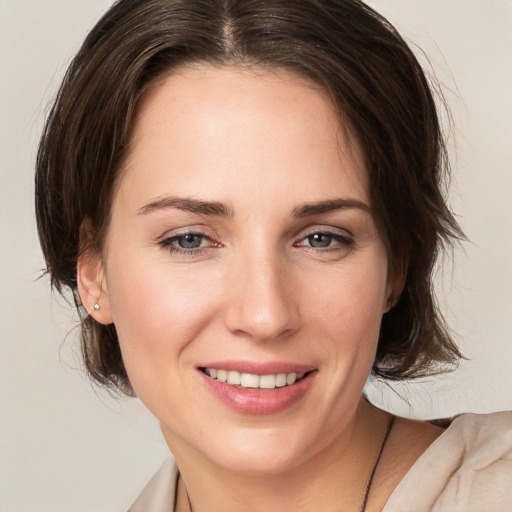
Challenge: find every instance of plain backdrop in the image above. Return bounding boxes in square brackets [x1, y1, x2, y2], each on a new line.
[1, 1, 511, 510]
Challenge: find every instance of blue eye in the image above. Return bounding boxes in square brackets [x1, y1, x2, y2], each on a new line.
[306, 233, 335, 248]
[299, 231, 353, 250]
[159, 232, 213, 253]
[174, 233, 206, 249]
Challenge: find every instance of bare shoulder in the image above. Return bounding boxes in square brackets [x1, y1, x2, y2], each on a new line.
[367, 415, 444, 511]
[390, 416, 444, 463]
[394, 415, 444, 444]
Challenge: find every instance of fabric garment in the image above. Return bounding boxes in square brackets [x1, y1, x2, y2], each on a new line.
[128, 411, 512, 512]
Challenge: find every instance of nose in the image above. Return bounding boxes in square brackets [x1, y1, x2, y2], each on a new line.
[223, 249, 301, 342]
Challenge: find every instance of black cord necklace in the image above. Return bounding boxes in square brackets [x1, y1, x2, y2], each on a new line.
[183, 416, 395, 512]
[359, 416, 395, 512]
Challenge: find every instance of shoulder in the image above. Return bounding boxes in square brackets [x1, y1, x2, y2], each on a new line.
[383, 411, 512, 512]
[128, 457, 178, 512]
[449, 410, 512, 452]
[440, 411, 512, 479]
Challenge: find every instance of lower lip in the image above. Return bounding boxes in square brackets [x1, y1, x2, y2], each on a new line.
[199, 370, 316, 415]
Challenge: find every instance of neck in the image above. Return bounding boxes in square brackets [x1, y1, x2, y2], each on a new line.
[170, 400, 392, 512]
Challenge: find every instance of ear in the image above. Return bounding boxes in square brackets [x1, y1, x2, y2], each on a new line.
[384, 265, 406, 313]
[76, 223, 113, 325]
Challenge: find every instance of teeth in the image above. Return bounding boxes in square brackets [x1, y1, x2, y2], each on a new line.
[275, 373, 287, 387]
[240, 373, 260, 388]
[204, 369, 306, 389]
[260, 374, 276, 389]
[227, 371, 241, 385]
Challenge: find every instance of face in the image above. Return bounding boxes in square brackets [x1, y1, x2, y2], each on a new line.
[83, 65, 397, 475]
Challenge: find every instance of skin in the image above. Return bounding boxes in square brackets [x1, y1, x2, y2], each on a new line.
[78, 65, 442, 511]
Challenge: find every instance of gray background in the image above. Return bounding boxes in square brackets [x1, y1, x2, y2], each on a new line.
[1, 0, 511, 510]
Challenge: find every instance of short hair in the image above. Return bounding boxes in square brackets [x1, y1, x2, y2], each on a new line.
[36, 0, 464, 395]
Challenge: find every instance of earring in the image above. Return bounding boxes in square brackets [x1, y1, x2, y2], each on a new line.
[93, 303, 101, 311]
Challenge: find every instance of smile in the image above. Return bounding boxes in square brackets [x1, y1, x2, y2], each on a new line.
[199, 364, 316, 414]
[202, 368, 307, 389]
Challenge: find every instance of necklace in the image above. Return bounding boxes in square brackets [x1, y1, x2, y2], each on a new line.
[359, 416, 395, 512]
[183, 416, 395, 512]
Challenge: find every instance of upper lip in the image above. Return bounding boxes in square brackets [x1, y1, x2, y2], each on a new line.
[198, 360, 316, 375]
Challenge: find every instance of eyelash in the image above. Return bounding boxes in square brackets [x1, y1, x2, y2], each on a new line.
[158, 231, 219, 256]
[157, 228, 354, 256]
[294, 230, 354, 252]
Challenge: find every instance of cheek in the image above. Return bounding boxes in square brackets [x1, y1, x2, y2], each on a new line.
[306, 259, 388, 326]
[301, 257, 388, 370]
[104, 254, 223, 381]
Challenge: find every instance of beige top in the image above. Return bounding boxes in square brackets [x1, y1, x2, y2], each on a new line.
[128, 412, 512, 512]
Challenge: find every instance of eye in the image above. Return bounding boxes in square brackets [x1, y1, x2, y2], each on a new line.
[305, 233, 336, 248]
[173, 233, 207, 249]
[295, 230, 353, 251]
[158, 231, 218, 254]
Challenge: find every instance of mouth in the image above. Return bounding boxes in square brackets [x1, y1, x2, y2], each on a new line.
[198, 364, 317, 415]
[200, 367, 309, 389]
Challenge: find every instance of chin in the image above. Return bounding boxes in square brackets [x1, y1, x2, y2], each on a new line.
[214, 450, 305, 476]
[198, 425, 322, 476]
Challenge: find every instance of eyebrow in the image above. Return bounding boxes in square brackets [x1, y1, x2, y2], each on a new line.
[292, 198, 371, 217]
[138, 196, 233, 217]
[137, 196, 370, 218]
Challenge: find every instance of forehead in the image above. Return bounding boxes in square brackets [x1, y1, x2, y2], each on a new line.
[118, 64, 368, 211]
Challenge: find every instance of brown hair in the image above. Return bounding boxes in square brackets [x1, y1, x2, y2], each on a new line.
[36, 0, 463, 394]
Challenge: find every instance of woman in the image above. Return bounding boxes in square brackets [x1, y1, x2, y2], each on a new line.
[35, 0, 512, 510]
